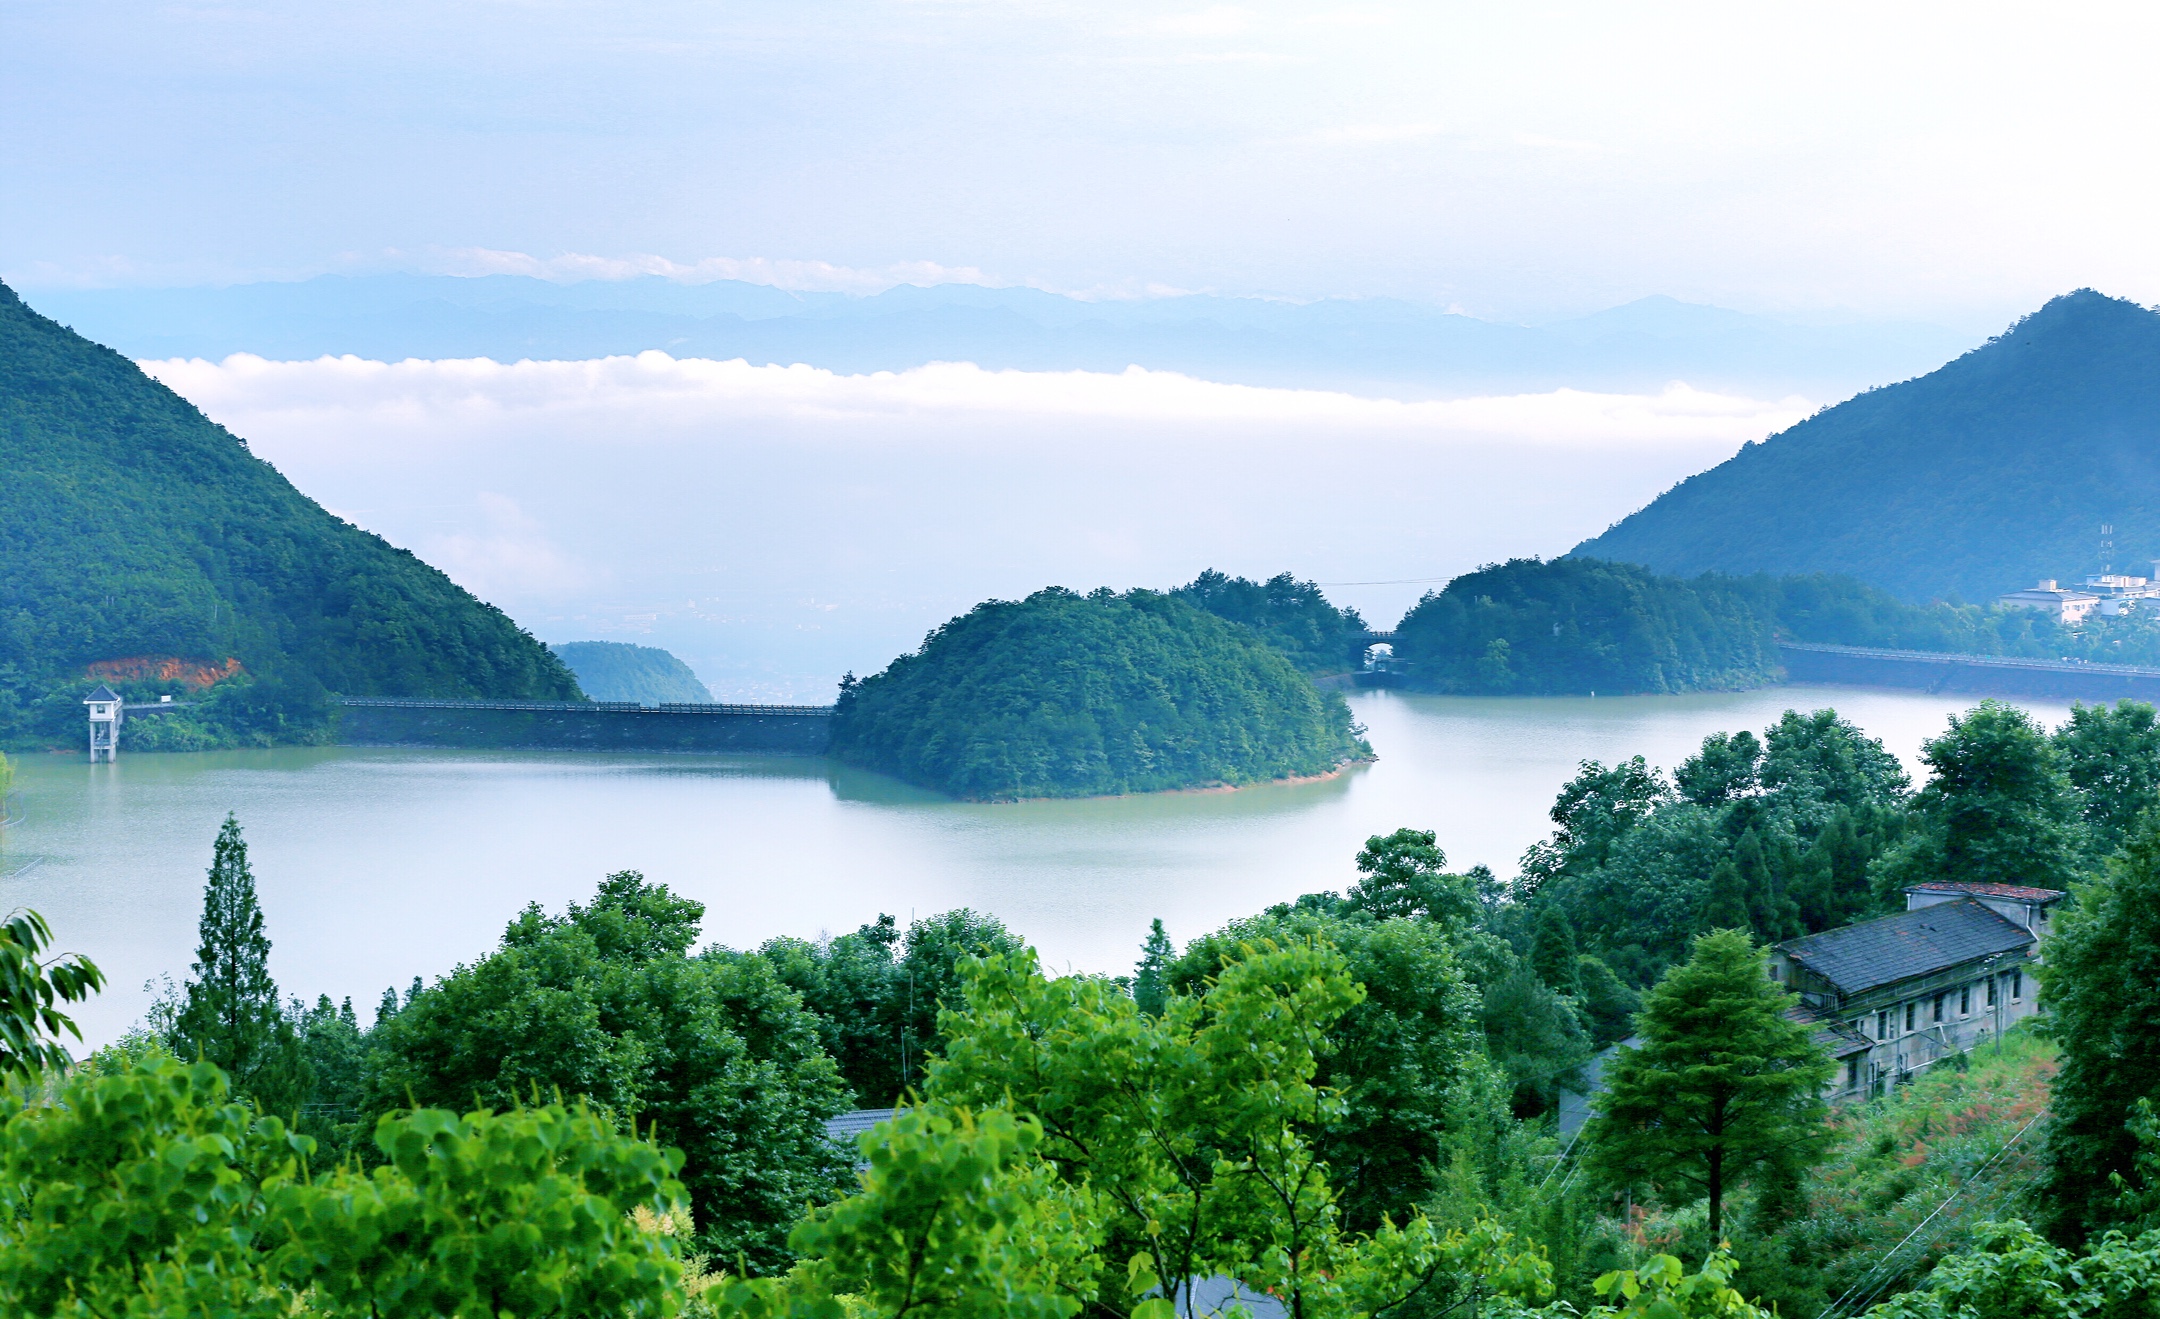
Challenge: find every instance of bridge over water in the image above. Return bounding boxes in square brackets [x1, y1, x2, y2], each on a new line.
[335, 696, 834, 754]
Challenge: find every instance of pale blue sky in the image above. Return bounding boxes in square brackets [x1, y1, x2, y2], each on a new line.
[8, 1, 2160, 323]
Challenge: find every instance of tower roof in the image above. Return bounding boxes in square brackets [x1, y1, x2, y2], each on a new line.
[84, 684, 121, 703]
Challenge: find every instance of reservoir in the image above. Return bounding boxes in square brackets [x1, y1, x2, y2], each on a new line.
[2, 684, 2076, 1050]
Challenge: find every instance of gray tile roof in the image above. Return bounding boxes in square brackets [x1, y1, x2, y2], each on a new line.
[823, 1107, 899, 1146]
[83, 685, 121, 703]
[1778, 898, 2033, 997]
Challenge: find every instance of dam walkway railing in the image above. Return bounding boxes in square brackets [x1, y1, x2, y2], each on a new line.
[334, 696, 835, 754]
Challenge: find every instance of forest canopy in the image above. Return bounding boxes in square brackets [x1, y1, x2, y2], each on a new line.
[829, 586, 1371, 800]
[0, 278, 581, 750]
[1389, 558, 2160, 697]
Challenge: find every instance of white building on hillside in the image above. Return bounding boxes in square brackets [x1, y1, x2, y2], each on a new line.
[1998, 580, 2100, 623]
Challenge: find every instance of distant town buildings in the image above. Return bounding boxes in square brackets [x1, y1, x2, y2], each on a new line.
[1997, 566, 2160, 621]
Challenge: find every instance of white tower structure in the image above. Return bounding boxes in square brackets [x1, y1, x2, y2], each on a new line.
[85, 685, 122, 762]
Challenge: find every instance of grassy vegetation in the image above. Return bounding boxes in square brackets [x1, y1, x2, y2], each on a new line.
[1613, 1027, 2057, 1317]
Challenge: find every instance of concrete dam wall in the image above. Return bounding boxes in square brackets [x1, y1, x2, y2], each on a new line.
[336, 698, 834, 754]
[1780, 643, 2160, 703]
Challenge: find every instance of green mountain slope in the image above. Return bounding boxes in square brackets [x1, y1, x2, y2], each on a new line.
[830, 587, 1371, 800]
[1573, 291, 2160, 602]
[550, 641, 714, 704]
[0, 278, 580, 746]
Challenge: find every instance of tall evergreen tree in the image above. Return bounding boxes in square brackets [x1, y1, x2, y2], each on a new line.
[1529, 906, 1581, 996]
[1587, 929, 1833, 1240]
[2039, 806, 2160, 1243]
[170, 815, 301, 1110]
[1133, 918, 1174, 1017]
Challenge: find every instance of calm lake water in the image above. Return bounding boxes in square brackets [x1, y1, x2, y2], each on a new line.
[0, 684, 2077, 1050]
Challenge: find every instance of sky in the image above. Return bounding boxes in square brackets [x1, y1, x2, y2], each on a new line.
[8, 1, 2160, 323]
[8, 1, 2159, 696]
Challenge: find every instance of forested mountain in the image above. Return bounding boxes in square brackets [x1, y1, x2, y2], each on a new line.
[1575, 290, 2160, 603]
[1392, 559, 1782, 695]
[550, 641, 713, 703]
[830, 586, 1370, 799]
[0, 278, 580, 747]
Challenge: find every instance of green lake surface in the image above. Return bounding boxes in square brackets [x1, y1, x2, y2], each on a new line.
[0, 684, 2076, 1049]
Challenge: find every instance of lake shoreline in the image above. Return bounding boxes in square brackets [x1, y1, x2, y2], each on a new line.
[995, 755, 1374, 805]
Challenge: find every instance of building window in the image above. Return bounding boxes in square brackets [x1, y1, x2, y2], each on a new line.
[1933, 993, 1946, 1023]
[1847, 1057, 1861, 1090]
[1960, 985, 1971, 1016]
[1905, 1002, 1915, 1032]
[1986, 976, 1997, 1007]
[1877, 1010, 1889, 1038]
[2012, 970, 2023, 1001]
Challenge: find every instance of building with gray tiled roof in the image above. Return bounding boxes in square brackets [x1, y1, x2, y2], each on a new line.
[1771, 885, 2063, 1100]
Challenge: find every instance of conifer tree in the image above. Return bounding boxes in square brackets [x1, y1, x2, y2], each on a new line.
[1586, 929, 1832, 1240]
[170, 815, 302, 1110]
[1529, 906, 1581, 996]
[1133, 918, 1174, 1017]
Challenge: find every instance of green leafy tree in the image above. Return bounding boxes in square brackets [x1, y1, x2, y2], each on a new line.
[1170, 910, 1482, 1231]
[1586, 930, 1833, 1240]
[762, 913, 904, 1103]
[1873, 701, 2085, 898]
[721, 1108, 1101, 1319]
[1518, 757, 1671, 898]
[1133, 919, 1174, 1018]
[1676, 731, 1762, 807]
[1590, 1248, 1769, 1319]
[367, 871, 851, 1267]
[0, 909, 103, 1081]
[277, 1102, 688, 1318]
[2040, 807, 2160, 1242]
[1866, 1220, 2160, 1319]
[1347, 828, 1477, 925]
[2054, 700, 2160, 858]
[170, 814, 304, 1112]
[0, 1052, 687, 1318]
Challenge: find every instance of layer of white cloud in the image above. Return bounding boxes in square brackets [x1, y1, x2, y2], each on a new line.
[419, 247, 1000, 294]
[147, 353, 1810, 446]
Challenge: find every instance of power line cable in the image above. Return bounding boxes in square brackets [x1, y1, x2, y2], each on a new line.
[1816, 1112, 2043, 1319]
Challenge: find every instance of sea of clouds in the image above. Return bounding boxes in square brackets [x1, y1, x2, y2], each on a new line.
[145, 353, 1811, 700]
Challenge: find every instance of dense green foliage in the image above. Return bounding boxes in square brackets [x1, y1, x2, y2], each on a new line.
[830, 586, 1370, 800]
[2038, 808, 2160, 1243]
[759, 908, 1024, 1107]
[1873, 702, 2086, 897]
[553, 641, 715, 704]
[1522, 709, 1910, 988]
[1172, 569, 1370, 673]
[1386, 558, 2160, 698]
[1587, 930, 1833, 1239]
[1392, 559, 1779, 695]
[0, 277, 580, 750]
[365, 872, 853, 1269]
[1576, 291, 2160, 604]
[0, 1055, 689, 1318]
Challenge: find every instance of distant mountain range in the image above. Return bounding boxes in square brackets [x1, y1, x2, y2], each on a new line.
[1574, 290, 2160, 604]
[21, 276, 1973, 399]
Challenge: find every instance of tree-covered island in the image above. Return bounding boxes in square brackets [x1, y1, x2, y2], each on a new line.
[830, 586, 1372, 800]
